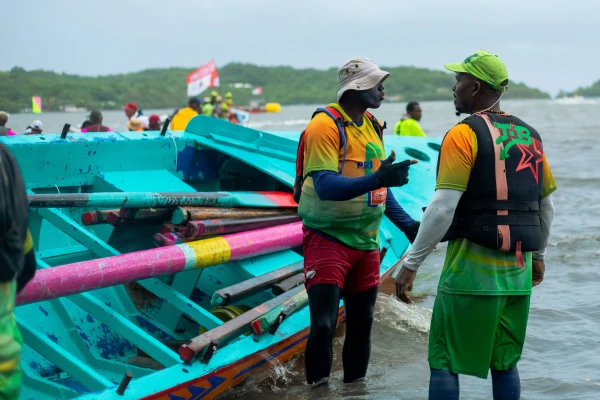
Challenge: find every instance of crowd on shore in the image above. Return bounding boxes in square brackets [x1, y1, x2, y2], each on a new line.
[0, 90, 239, 136]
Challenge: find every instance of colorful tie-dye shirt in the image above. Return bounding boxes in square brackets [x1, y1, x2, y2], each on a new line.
[297, 103, 387, 250]
[436, 122, 557, 295]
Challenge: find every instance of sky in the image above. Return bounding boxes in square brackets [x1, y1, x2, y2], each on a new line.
[5, 0, 600, 96]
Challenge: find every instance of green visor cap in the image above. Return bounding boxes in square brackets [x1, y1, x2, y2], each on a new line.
[444, 50, 509, 91]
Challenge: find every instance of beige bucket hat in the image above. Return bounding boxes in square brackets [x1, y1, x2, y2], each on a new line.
[336, 57, 390, 102]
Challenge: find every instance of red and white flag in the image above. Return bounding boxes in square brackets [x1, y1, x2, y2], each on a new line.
[252, 86, 262, 96]
[187, 60, 220, 96]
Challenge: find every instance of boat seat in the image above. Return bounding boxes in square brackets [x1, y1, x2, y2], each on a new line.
[95, 170, 196, 192]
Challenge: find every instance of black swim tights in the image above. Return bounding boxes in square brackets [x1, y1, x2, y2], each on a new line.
[304, 283, 378, 384]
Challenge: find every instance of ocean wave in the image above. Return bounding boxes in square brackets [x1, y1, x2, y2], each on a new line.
[374, 294, 432, 334]
[550, 234, 600, 246]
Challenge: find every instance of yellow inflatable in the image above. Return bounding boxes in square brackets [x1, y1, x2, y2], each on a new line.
[264, 103, 281, 113]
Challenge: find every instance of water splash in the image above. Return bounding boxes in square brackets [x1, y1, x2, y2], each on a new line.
[374, 293, 432, 335]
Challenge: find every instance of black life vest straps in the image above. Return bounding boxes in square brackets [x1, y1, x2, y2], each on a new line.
[440, 112, 544, 253]
[293, 107, 385, 204]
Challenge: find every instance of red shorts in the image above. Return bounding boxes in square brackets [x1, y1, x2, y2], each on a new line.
[302, 226, 380, 294]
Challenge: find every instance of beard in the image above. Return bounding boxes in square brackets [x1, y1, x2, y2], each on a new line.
[358, 89, 383, 109]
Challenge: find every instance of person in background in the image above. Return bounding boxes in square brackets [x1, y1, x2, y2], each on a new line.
[0, 112, 17, 136]
[28, 120, 43, 134]
[395, 50, 556, 400]
[81, 110, 112, 133]
[210, 91, 218, 105]
[148, 114, 162, 131]
[221, 96, 231, 116]
[225, 92, 233, 107]
[171, 97, 200, 130]
[122, 102, 149, 129]
[213, 96, 227, 119]
[0, 141, 37, 399]
[298, 57, 419, 387]
[202, 100, 214, 117]
[126, 118, 144, 132]
[394, 101, 426, 137]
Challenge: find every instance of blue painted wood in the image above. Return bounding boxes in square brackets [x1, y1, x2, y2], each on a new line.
[155, 269, 204, 332]
[36, 244, 89, 260]
[66, 292, 181, 367]
[3, 132, 190, 189]
[137, 278, 223, 331]
[16, 318, 114, 391]
[186, 116, 297, 162]
[97, 170, 196, 192]
[21, 373, 79, 400]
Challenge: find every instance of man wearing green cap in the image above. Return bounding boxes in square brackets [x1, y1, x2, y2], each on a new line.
[395, 50, 557, 399]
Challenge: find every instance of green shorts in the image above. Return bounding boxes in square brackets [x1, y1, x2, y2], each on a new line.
[428, 291, 530, 379]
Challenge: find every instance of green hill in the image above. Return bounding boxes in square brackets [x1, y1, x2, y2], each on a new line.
[0, 64, 549, 113]
[562, 80, 600, 97]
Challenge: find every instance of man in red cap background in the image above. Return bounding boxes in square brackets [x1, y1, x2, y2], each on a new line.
[122, 102, 149, 130]
[148, 115, 162, 131]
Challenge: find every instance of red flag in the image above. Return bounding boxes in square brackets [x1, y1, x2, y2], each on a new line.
[186, 60, 220, 96]
[252, 86, 262, 96]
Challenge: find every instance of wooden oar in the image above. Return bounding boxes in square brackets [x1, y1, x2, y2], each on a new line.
[271, 272, 304, 295]
[185, 215, 301, 238]
[171, 207, 296, 225]
[251, 287, 309, 335]
[118, 208, 173, 221]
[153, 232, 194, 246]
[179, 286, 305, 364]
[16, 222, 303, 305]
[81, 209, 119, 226]
[211, 261, 303, 306]
[27, 191, 297, 209]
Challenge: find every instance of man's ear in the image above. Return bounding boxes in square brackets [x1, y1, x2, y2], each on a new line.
[472, 80, 481, 97]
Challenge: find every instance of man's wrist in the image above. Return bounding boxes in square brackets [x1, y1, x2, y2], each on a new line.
[401, 258, 420, 272]
[532, 248, 546, 261]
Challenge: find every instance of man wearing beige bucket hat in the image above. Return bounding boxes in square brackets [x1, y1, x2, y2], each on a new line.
[294, 57, 420, 386]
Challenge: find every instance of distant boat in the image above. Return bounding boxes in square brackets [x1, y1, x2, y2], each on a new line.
[552, 94, 598, 105]
[32, 96, 42, 114]
[60, 104, 88, 113]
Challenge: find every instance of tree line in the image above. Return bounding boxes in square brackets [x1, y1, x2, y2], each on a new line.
[0, 64, 549, 113]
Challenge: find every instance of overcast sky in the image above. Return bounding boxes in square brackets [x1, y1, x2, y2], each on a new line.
[5, 0, 599, 95]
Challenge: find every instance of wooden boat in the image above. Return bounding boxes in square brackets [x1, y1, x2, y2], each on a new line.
[3, 116, 440, 399]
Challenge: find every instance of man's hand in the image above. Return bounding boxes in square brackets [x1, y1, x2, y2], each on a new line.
[395, 266, 417, 304]
[381, 150, 397, 166]
[532, 259, 545, 287]
[375, 151, 418, 188]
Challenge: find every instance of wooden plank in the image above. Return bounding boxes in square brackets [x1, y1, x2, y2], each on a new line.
[271, 272, 304, 296]
[211, 260, 303, 306]
[179, 285, 305, 363]
[27, 191, 297, 209]
[171, 207, 297, 225]
[186, 215, 301, 238]
[17, 222, 303, 304]
[251, 288, 308, 335]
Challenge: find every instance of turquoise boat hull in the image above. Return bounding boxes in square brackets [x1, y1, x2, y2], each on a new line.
[2, 116, 441, 399]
